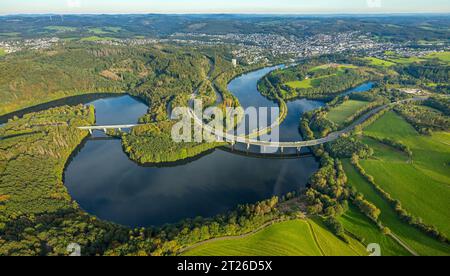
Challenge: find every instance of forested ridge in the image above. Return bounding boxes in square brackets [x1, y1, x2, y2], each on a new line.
[0, 107, 288, 255]
[0, 42, 214, 116]
[0, 42, 253, 164]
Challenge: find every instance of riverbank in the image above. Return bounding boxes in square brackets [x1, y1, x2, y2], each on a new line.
[0, 92, 126, 124]
[121, 64, 284, 165]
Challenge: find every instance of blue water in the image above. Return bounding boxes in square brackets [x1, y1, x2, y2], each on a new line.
[88, 96, 148, 126]
[64, 68, 321, 227]
[63, 67, 374, 227]
[341, 82, 375, 96]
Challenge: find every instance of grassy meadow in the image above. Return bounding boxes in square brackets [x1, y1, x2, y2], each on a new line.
[285, 64, 360, 89]
[286, 79, 314, 89]
[362, 111, 450, 237]
[338, 205, 411, 256]
[343, 160, 450, 256]
[44, 26, 78, 32]
[183, 219, 368, 256]
[327, 100, 369, 126]
[80, 36, 117, 42]
[309, 64, 358, 71]
[371, 51, 450, 66]
[364, 57, 396, 67]
[426, 51, 450, 63]
[340, 109, 450, 256]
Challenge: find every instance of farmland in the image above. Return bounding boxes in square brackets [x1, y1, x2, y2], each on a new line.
[340, 109, 450, 256]
[183, 219, 368, 256]
[426, 51, 450, 63]
[44, 26, 77, 32]
[364, 57, 396, 67]
[87, 27, 123, 35]
[285, 74, 338, 89]
[80, 36, 117, 42]
[309, 64, 358, 71]
[327, 100, 370, 126]
[369, 51, 450, 66]
[343, 160, 450, 256]
[338, 205, 411, 256]
[362, 111, 450, 238]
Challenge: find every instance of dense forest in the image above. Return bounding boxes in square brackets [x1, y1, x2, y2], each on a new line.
[121, 121, 226, 164]
[0, 107, 292, 255]
[0, 42, 214, 116]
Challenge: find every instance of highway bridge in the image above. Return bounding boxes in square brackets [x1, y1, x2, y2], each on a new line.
[78, 97, 426, 151]
[77, 124, 138, 134]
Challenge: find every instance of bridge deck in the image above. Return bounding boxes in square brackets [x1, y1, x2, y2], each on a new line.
[77, 97, 426, 148]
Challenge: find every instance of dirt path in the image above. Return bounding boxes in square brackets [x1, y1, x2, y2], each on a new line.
[305, 220, 326, 256]
[178, 219, 285, 255]
[388, 232, 420, 256]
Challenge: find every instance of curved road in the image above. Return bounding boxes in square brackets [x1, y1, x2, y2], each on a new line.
[188, 97, 427, 149]
[78, 57, 427, 151]
[79, 98, 427, 149]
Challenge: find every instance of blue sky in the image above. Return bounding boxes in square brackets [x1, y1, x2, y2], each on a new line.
[0, 0, 449, 14]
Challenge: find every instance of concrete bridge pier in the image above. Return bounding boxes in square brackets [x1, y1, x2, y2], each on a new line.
[88, 129, 93, 135]
[246, 143, 250, 151]
[103, 128, 107, 134]
[296, 147, 302, 153]
[280, 147, 284, 153]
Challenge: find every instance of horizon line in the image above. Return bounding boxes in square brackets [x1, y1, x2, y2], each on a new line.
[1, 12, 450, 16]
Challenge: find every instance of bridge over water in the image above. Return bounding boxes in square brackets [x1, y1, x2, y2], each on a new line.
[78, 97, 426, 152]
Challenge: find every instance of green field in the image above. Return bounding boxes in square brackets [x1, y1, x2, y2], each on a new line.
[183, 219, 368, 256]
[286, 74, 337, 89]
[80, 36, 117, 42]
[309, 64, 357, 72]
[87, 27, 110, 34]
[426, 51, 450, 64]
[387, 56, 425, 64]
[104, 27, 123, 33]
[361, 136, 409, 163]
[87, 27, 122, 34]
[362, 111, 450, 237]
[0, 48, 6, 57]
[286, 79, 313, 89]
[285, 64, 361, 90]
[327, 100, 369, 126]
[364, 57, 396, 67]
[45, 26, 77, 32]
[380, 51, 450, 65]
[384, 51, 396, 56]
[0, 32, 20, 38]
[343, 160, 450, 256]
[338, 205, 411, 256]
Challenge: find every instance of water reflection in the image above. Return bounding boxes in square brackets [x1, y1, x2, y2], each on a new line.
[64, 68, 374, 227]
[65, 139, 318, 227]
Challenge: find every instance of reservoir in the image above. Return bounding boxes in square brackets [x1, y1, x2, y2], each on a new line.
[63, 67, 373, 227]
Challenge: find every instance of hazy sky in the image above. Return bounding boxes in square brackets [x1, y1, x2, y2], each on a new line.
[0, 0, 449, 15]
